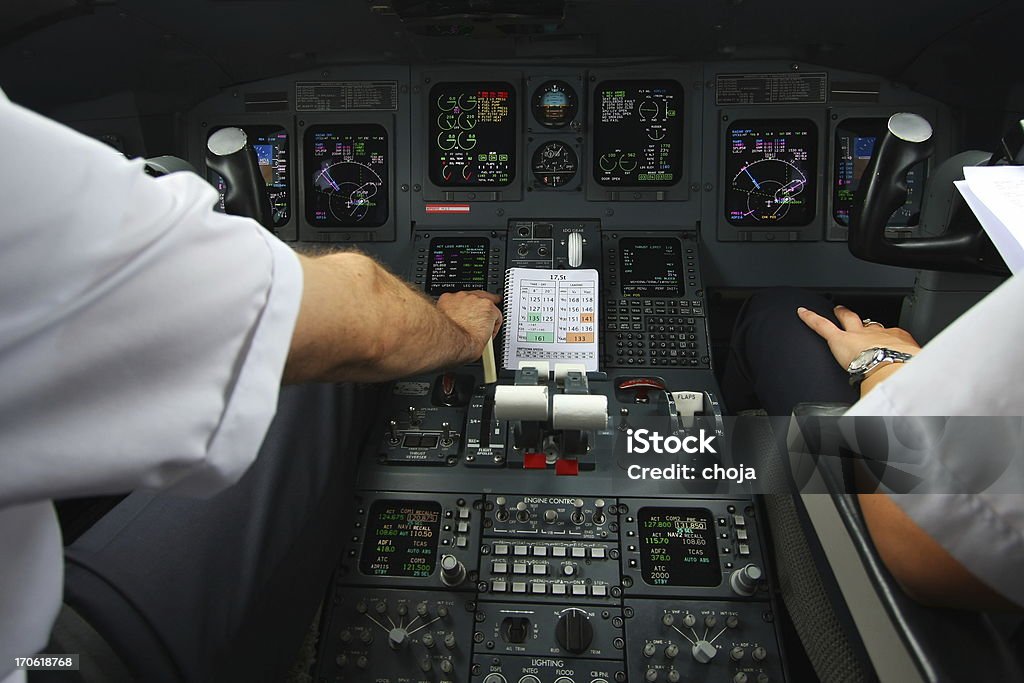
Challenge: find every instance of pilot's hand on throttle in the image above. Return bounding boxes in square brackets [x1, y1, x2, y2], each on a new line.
[437, 290, 503, 361]
[797, 305, 921, 369]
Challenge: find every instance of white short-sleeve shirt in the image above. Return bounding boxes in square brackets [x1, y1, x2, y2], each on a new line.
[0, 90, 303, 682]
[846, 274, 1024, 607]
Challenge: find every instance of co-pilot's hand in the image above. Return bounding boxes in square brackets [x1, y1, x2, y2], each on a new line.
[797, 304, 922, 370]
[437, 290, 503, 361]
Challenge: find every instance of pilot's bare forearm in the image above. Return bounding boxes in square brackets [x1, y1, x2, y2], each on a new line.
[283, 252, 476, 383]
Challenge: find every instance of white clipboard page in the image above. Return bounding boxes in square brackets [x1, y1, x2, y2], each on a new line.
[955, 165, 1024, 274]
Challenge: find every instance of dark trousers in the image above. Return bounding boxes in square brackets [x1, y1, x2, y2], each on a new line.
[59, 383, 372, 682]
[722, 288, 859, 416]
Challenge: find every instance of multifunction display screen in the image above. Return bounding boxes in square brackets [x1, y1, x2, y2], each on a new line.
[304, 124, 389, 227]
[360, 500, 442, 578]
[638, 507, 721, 587]
[834, 118, 923, 227]
[725, 119, 817, 227]
[426, 237, 490, 295]
[593, 79, 683, 187]
[208, 125, 290, 227]
[620, 237, 684, 298]
[429, 82, 516, 187]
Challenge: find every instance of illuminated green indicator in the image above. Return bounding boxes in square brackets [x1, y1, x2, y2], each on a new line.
[527, 312, 542, 322]
[526, 332, 554, 343]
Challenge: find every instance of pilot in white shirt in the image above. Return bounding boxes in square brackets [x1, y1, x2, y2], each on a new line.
[0, 87, 503, 682]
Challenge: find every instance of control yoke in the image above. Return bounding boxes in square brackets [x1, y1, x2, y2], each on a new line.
[205, 127, 274, 231]
[849, 112, 1007, 274]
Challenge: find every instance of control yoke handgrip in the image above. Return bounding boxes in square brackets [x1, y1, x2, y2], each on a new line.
[849, 113, 1005, 273]
[205, 127, 274, 230]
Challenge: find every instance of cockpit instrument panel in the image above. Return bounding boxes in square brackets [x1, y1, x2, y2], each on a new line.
[208, 125, 290, 227]
[593, 79, 683, 187]
[833, 117, 923, 227]
[725, 119, 818, 227]
[304, 124, 389, 227]
[531, 79, 578, 128]
[429, 81, 516, 187]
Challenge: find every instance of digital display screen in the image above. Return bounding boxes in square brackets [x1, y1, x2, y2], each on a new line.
[638, 507, 720, 587]
[304, 124, 389, 227]
[620, 238, 684, 298]
[429, 82, 516, 187]
[593, 79, 683, 187]
[426, 237, 490, 295]
[360, 500, 442, 578]
[834, 118, 924, 227]
[208, 125, 290, 227]
[725, 119, 818, 227]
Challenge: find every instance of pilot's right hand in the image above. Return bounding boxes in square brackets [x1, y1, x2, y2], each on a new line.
[437, 290, 503, 363]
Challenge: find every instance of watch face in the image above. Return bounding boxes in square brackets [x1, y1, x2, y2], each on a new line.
[849, 348, 881, 373]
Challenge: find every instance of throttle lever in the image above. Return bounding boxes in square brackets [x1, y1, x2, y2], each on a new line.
[206, 127, 274, 231]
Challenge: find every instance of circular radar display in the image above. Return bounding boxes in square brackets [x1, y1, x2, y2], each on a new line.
[531, 140, 578, 188]
[304, 124, 389, 228]
[724, 119, 818, 227]
[532, 80, 578, 128]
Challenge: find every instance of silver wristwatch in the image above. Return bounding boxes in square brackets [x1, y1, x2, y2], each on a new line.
[847, 347, 914, 385]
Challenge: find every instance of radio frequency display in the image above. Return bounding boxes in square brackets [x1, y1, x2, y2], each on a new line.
[304, 124, 389, 227]
[638, 507, 721, 587]
[593, 79, 683, 186]
[429, 82, 516, 187]
[360, 500, 442, 578]
[725, 119, 817, 226]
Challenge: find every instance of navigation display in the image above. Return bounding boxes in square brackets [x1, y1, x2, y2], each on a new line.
[429, 82, 516, 187]
[304, 124, 389, 227]
[360, 500, 442, 578]
[426, 237, 490, 295]
[725, 119, 817, 227]
[638, 507, 720, 587]
[593, 79, 683, 187]
[208, 125, 290, 227]
[620, 238, 683, 298]
[834, 118, 923, 227]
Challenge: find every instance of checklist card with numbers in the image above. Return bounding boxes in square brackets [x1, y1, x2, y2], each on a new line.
[501, 268, 600, 372]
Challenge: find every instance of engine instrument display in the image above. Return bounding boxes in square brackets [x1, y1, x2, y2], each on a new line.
[426, 237, 490, 295]
[531, 141, 579, 188]
[620, 237, 684, 298]
[531, 80, 578, 128]
[725, 119, 818, 227]
[638, 507, 720, 587]
[305, 124, 389, 227]
[834, 118, 923, 227]
[360, 500, 442, 578]
[429, 82, 516, 187]
[209, 125, 290, 227]
[593, 79, 683, 186]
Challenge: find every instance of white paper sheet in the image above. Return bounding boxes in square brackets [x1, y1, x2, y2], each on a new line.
[955, 165, 1024, 274]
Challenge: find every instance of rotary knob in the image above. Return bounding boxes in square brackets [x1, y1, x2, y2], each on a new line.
[555, 608, 594, 654]
[440, 554, 467, 587]
[692, 639, 717, 664]
[545, 509, 559, 524]
[665, 643, 679, 659]
[730, 564, 763, 597]
[388, 627, 408, 650]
